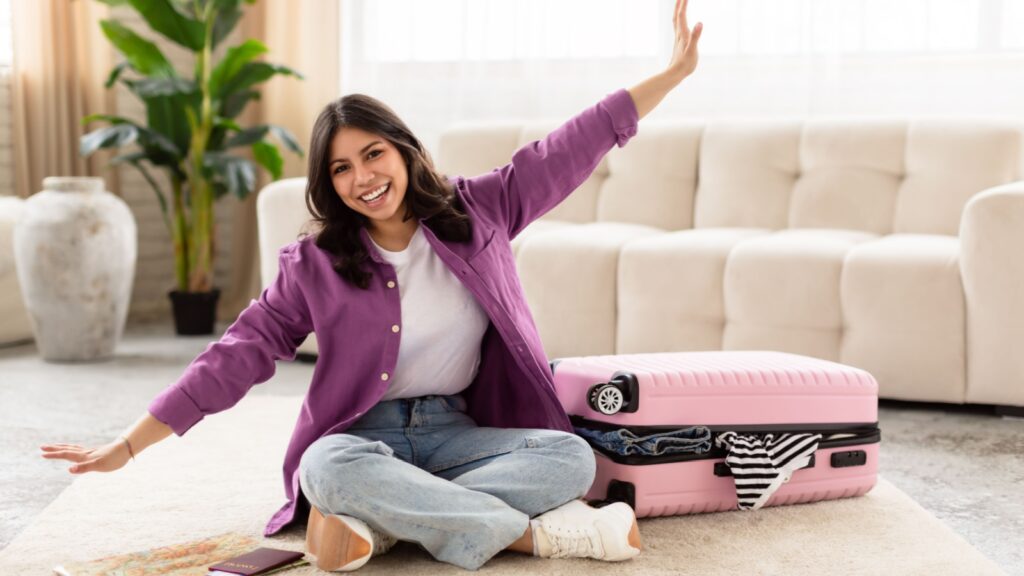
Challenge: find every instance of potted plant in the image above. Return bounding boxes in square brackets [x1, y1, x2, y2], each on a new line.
[80, 0, 303, 335]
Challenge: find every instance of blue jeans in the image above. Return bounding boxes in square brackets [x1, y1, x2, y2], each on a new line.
[573, 425, 712, 457]
[297, 394, 596, 571]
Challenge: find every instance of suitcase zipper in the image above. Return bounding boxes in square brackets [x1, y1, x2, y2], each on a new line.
[570, 415, 880, 466]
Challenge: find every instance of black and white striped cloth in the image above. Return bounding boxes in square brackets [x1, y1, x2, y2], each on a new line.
[714, 431, 823, 510]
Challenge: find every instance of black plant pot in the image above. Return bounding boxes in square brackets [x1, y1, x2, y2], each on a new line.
[168, 289, 221, 335]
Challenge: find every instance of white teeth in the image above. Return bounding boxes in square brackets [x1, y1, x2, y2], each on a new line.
[361, 184, 388, 202]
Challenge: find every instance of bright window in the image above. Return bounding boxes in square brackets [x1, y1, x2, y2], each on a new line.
[355, 0, 661, 62]
[349, 0, 1024, 64]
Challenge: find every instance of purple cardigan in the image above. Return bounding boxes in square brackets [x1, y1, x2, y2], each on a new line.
[148, 89, 639, 536]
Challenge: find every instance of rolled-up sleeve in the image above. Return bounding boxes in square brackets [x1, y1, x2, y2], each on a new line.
[148, 243, 313, 435]
[462, 88, 639, 239]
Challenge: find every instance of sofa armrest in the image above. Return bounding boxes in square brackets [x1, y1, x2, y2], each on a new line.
[255, 177, 319, 358]
[960, 181, 1024, 406]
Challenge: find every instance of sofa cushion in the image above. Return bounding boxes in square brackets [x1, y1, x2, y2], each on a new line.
[595, 122, 702, 231]
[694, 122, 801, 230]
[516, 222, 662, 358]
[617, 228, 770, 354]
[894, 121, 1022, 235]
[723, 229, 877, 360]
[841, 234, 965, 403]
[510, 220, 573, 257]
[788, 121, 906, 234]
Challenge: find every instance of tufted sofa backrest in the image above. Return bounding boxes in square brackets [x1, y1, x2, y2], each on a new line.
[436, 119, 1024, 236]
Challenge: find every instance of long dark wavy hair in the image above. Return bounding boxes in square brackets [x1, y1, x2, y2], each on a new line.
[305, 94, 472, 289]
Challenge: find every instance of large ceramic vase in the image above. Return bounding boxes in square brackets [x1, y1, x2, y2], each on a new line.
[13, 177, 137, 362]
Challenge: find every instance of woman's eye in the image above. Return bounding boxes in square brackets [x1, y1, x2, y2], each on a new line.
[368, 150, 382, 159]
[333, 165, 348, 175]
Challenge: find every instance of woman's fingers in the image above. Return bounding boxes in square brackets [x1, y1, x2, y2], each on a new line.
[40, 447, 92, 462]
[680, 0, 690, 34]
[69, 459, 99, 474]
[40, 444, 83, 450]
[42, 451, 91, 463]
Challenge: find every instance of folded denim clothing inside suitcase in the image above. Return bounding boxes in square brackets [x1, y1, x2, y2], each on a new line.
[551, 351, 881, 517]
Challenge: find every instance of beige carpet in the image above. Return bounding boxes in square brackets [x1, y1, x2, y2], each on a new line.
[0, 395, 1006, 576]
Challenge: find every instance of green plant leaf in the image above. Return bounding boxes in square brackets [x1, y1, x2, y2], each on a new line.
[126, 0, 205, 50]
[82, 113, 134, 126]
[204, 153, 256, 200]
[99, 20, 176, 78]
[208, 39, 268, 96]
[252, 141, 283, 180]
[221, 124, 302, 156]
[268, 125, 304, 156]
[80, 124, 139, 156]
[219, 89, 260, 119]
[215, 116, 243, 132]
[211, 7, 243, 49]
[105, 61, 132, 88]
[94, 0, 132, 6]
[111, 153, 174, 236]
[143, 93, 196, 156]
[124, 77, 198, 98]
[80, 114, 183, 161]
[218, 62, 303, 99]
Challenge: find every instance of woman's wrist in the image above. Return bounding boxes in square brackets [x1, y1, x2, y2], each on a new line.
[118, 435, 136, 461]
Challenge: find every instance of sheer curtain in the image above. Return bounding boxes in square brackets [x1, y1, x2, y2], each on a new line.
[341, 0, 1024, 158]
[218, 0, 341, 317]
[10, 0, 114, 199]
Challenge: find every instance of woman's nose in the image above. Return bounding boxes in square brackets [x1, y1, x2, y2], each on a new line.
[355, 168, 375, 186]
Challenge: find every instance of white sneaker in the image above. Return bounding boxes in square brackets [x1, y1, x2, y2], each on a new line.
[531, 500, 642, 561]
[306, 507, 397, 571]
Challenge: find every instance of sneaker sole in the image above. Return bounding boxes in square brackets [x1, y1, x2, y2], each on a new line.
[628, 517, 642, 551]
[306, 507, 372, 571]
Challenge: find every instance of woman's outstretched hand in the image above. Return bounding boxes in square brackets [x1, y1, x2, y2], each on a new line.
[40, 439, 132, 474]
[627, 0, 705, 120]
[667, 0, 703, 81]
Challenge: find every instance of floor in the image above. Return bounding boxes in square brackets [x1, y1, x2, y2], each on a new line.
[1, 324, 1022, 575]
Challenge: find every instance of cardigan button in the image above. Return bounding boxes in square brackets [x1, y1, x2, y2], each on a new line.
[391, 325, 400, 333]
[387, 280, 396, 288]
[380, 372, 389, 381]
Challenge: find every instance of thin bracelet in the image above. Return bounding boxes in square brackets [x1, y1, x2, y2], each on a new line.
[119, 436, 136, 461]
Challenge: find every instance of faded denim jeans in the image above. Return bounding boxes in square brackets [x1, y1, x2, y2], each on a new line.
[573, 425, 712, 457]
[298, 394, 596, 571]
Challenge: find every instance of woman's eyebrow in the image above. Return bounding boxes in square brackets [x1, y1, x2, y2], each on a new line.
[330, 141, 383, 165]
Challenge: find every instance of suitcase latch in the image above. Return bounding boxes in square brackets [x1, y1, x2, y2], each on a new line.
[830, 450, 867, 468]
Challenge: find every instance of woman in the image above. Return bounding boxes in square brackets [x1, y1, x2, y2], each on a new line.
[40, 0, 703, 571]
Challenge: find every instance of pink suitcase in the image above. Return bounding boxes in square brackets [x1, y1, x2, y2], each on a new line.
[551, 351, 880, 517]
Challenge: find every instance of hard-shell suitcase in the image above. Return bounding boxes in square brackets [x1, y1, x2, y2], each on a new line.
[551, 351, 880, 517]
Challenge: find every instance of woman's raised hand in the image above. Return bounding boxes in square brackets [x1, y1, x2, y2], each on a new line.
[667, 0, 703, 81]
[40, 439, 132, 474]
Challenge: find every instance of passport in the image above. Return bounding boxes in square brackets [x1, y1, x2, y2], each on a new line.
[208, 547, 306, 575]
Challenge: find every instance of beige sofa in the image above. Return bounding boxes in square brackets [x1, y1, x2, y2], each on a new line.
[0, 196, 33, 347]
[257, 119, 1024, 411]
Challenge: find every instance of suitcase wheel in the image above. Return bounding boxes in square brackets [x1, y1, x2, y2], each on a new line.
[588, 383, 625, 415]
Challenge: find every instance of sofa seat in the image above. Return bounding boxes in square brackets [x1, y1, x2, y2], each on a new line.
[516, 222, 662, 357]
[617, 228, 771, 354]
[841, 234, 965, 403]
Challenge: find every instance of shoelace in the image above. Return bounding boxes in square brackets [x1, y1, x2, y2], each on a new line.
[545, 526, 600, 558]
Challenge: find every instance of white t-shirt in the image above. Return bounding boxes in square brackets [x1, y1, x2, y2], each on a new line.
[368, 224, 491, 400]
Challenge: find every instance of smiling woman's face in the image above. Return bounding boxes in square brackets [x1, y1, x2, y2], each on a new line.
[328, 126, 409, 230]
